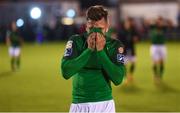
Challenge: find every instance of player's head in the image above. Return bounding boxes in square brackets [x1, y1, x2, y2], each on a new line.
[156, 16, 164, 27]
[86, 5, 109, 34]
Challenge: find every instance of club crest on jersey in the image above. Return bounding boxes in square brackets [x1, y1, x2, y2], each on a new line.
[117, 53, 124, 63]
[64, 41, 73, 57]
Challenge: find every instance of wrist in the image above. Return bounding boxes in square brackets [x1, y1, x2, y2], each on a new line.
[87, 48, 94, 52]
[88, 47, 95, 51]
[96, 48, 103, 51]
[97, 49, 105, 53]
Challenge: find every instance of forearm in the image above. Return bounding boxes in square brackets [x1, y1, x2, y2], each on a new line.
[97, 50, 126, 85]
[61, 48, 93, 79]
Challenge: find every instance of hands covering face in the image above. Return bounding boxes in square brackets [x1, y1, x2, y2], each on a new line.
[87, 33, 106, 51]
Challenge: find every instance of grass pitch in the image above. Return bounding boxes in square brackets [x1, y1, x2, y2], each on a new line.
[0, 42, 180, 111]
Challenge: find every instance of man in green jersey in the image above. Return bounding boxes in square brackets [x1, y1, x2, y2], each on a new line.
[61, 5, 126, 113]
[6, 21, 23, 71]
[150, 17, 167, 85]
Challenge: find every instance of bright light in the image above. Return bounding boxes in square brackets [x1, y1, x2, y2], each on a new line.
[16, 18, 24, 27]
[61, 17, 74, 25]
[66, 9, 76, 18]
[30, 7, 42, 19]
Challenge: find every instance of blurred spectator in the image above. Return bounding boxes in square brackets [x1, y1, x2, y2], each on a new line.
[118, 17, 139, 84]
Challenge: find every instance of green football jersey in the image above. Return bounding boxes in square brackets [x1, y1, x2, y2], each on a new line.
[150, 28, 166, 45]
[61, 33, 126, 103]
[8, 31, 21, 47]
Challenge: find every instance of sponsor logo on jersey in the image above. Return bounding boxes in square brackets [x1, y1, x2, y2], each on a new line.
[64, 41, 73, 57]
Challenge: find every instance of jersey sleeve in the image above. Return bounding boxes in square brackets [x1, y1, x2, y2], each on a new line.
[61, 35, 93, 80]
[97, 42, 126, 86]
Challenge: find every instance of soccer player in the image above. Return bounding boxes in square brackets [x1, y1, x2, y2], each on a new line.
[118, 18, 138, 84]
[6, 21, 23, 71]
[149, 17, 167, 85]
[61, 5, 126, 113]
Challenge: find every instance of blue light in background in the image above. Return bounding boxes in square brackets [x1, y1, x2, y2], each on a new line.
[66, 9, 76, 18]
[16, 18, 24, 27]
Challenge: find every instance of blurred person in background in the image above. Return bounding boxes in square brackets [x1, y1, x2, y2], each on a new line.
[61, 5, 126, 113]
[6, 21, 23, 71]
[118, 18, 139, 85]
[149, 17, 167, 85]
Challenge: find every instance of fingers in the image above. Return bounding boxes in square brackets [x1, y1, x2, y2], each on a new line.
[87, 33, 96, 50]
[96, 33, 105, 45]
[96, 35, 105, 44]
[96, 33, 106, 51]
[87, 33, 106, 51]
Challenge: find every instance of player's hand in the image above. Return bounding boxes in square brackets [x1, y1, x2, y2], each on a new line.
[87, 33, 96, 50]
[96, 33, 106, 51]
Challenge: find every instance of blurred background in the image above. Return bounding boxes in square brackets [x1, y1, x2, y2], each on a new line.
[0, 0, 180, 42]
[0, 0, 180, 112]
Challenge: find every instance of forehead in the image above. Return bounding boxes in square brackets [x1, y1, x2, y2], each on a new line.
[87, 18, 107, 25]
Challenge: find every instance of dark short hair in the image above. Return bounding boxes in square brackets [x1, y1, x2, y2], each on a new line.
[86, 5, 108, 21]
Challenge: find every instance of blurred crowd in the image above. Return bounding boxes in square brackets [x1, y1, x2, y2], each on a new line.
[117, 16, 180, 41]
[0, 16, 180, 43]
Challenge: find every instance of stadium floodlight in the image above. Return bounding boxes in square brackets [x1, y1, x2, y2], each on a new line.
[61, 17, 74, 25]
[66, 9, 76, 18]
[30, 7, 42, 19]
[16, 18, 24, 27]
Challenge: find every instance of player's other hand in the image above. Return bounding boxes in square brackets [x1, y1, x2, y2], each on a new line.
[96, 33, 106, 51]
[87, 33, 96, 50]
